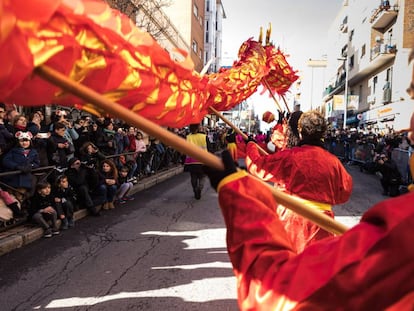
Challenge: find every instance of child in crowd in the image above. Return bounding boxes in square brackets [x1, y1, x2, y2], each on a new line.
[98, 159, 118, 210]
[28, 181, 60, 238]
[53, 175, 76, 229]
[116, 166, 134, 204]
[2, 131, 40, 199]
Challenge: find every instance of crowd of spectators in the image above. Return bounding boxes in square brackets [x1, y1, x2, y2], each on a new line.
[256, 125, 412, 197]
[324, 127, 412, 196]
[0, 104, 233, 236]
[3, 102, 409, 236]
[0, 105, 193, 235]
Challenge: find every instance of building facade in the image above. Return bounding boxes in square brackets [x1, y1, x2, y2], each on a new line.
[162, 0, 206, 72]
[204, 0, 226, 73]
[105, 0, 190, 61]
[103, 0, 227, 127]
[323, 0, 414, 132]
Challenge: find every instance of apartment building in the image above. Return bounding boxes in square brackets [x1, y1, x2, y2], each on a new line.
[323, 0, 414, 132]
[162, 0, 206, 72]
[204, 0, 226, 73]
[105, 0, 190, 61]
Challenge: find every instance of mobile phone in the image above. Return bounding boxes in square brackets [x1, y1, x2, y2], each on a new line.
[37, 133, 49, 139]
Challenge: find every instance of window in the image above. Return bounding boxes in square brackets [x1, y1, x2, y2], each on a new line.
[206, 21, 209, 43]
[373, 76, 378, 93]
[349, 55, 354, 69]
[341, 44, 348, 57]
[386, 67, 392, 81]
[361, 44, 366, 58]
[193, 4, 198, 17]
[349, 29, 354, 42]
[192, 40, 198, 53]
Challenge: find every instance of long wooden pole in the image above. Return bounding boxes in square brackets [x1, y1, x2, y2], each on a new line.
[208, 107, 268, 155]
[281, 95, 291, 113]
[262, 79, 284, 112]
[34, 65, 348, 235]
[202, 60, 268, 155]
[35, 66, 224, 171]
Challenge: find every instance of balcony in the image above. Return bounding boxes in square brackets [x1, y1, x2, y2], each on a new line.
[370, 3, 399, 32]
[371, 43, 397, 60]
[348, 43, 396, 84]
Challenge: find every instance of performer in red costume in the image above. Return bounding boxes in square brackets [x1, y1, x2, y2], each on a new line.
[245, 111, 353, 251]
[203, 49, 414, 310]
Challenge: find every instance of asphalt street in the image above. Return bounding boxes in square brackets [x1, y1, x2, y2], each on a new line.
[0, 164, 390, 310]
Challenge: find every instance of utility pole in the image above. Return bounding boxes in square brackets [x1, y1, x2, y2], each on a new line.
[343, 56, 349, 130]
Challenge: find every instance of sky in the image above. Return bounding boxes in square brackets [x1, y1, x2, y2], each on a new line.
[221, 0, 343, 130]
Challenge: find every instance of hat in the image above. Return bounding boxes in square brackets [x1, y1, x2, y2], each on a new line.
[15, 131, 33, 140]
[68, 157, 80, 167]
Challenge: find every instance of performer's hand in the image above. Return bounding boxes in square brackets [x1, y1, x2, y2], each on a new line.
[277, 110, 285, 124]
[286, 112, 291, 120]
[203, 150, 237, 191]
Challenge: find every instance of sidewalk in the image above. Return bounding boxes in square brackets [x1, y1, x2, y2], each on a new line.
[0, 165, 184, 257]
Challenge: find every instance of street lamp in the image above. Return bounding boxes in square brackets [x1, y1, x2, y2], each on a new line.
[338, 56, 349, 130]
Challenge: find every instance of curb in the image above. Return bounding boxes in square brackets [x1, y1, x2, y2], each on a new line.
[0, 166, 184, 257]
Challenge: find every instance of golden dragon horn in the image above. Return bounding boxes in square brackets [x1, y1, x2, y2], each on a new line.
[265, 23, 272, 46]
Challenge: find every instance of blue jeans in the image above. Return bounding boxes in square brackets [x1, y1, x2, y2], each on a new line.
[101, 184, 117, 203]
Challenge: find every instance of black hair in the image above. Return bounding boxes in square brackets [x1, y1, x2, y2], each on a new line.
[36, 181, 51, 192]
[189, 123, 200, 134]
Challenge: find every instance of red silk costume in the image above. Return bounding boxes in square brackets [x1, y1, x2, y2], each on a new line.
[245, 142, 353, 252]
[217, 171, 414, 310]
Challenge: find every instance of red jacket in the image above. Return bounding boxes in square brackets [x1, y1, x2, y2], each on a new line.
[246, 142, 353, 204]
[217, 171, 414, 310]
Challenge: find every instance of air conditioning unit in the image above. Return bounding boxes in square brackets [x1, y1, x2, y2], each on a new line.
[367, 94, 376, 104]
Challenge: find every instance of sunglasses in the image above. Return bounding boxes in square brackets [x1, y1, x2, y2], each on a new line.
[20, 138, 31, 142]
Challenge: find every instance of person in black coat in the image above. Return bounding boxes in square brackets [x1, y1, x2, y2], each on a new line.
[65, 157, 105, 216]
[47, 121, 73, 168]
[375, 153, 402, 197]
[1, 131, 40, 197]
[53, 175, 76, 229]
[29, 181, 60, 238]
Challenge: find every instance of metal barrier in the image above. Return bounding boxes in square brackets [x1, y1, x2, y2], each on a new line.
[350, 142, 376, 164]
[328, 140, 346, 160]
[391, 148, 412, 184]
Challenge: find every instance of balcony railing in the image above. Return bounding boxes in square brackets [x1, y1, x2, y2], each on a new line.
[371, 43, 397, 60]
[370, 2, 399, 31]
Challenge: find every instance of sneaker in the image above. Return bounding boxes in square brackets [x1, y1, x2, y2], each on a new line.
[52, 229, 60, 235]
[44, 228, 53, 238]
[123, 196, 135, 201]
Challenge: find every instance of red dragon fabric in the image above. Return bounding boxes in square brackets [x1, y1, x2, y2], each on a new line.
[217, 170, 414, 310]
[0, 0, 298, 127]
